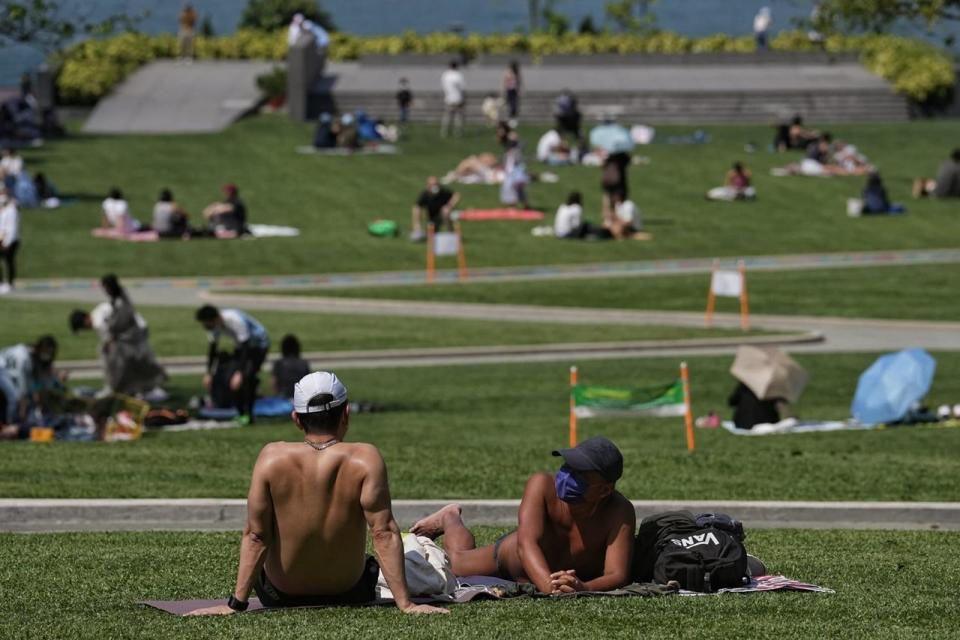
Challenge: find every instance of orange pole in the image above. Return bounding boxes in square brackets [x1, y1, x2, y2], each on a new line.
[680, 362, 695, 452]
[426, 224, 436, 283]
[739, 260, 750, 331]
[455, 222, 468, 281]
[705, 259, 718, 327]
[569, 366, 578, 447]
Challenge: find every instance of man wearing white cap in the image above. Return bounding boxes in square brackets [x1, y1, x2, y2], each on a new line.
[192, 371, 447, 615]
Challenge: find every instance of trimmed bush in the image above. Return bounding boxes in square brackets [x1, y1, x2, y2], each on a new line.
[55, 29, 955, 106]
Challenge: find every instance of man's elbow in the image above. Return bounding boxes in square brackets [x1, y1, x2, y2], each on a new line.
[370, 518, 401, 543]
[243, 525, 271, 547]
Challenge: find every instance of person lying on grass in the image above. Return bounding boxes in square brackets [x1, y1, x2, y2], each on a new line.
[411, 437, 635, 594]
[189, 371, 447, 616]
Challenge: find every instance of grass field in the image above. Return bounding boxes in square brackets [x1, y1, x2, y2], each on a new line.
[267, 262, 960, 322]
[4, 352, 959, 500]
[2, 528, 958, 640]
[0, 298, 761, 361]
[14, 118, 960, 279]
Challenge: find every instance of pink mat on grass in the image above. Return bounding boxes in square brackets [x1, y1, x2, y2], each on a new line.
[458, 209, 544, 221]
[91, 228, 159, 242]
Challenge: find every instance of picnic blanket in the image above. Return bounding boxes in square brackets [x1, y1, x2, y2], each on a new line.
[458, 209, 544, 221]
[721, 418, 872, 435]
[143, 574, 830, 615]
[296, 144, 398, 156]
[146, 419, 242, 433]
[91, 228, 160, 242]
[248, 224, 300, 238]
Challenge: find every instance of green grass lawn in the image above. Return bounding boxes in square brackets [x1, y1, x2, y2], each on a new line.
[269, 262, 960, 322]
[2, 528, 957, 640]
[4, 352, 959, 500]
[15, 118, 960, 279]
[0, 298, 762, 361]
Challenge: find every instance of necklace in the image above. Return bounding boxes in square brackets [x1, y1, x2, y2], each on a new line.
[304, 438, 338, 452]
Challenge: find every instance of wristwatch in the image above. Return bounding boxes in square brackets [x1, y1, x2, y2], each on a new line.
[227, 594, 249, 612]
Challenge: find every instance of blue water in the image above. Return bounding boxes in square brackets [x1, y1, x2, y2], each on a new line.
[1, 0, 955, 85]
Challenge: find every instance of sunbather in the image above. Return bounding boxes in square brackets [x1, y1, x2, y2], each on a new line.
[188, 371, 446, 616]
[913, 148, 960, 199]
[706, 162, 756, 201]
[411, 437, 635, 594]
[202, 184, 248, 235]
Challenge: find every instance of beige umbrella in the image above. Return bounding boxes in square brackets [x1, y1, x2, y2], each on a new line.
[730, 345, 809, 403]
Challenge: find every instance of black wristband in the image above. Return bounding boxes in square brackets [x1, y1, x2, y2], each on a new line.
[227, 595, 249, 612]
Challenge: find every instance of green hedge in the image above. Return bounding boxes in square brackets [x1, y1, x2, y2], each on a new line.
[55, 29, 955, 105]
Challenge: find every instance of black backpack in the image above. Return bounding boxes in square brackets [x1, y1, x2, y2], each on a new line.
[633, 511, 749, 593]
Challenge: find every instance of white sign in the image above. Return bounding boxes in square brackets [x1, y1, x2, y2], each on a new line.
[433, 232, 460, 257]
[711, 270, 743, 298]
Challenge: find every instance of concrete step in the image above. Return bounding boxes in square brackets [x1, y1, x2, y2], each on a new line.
[315, 89, 908, 124]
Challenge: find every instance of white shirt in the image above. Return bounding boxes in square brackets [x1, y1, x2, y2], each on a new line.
[0, 154, 23, 177]
[554, 203, 582, 237]
[754, 10, 771, 33]
[209, 309, 270, 349]
[616, 199, 640, 226]
[0, 344, 32, 401]
[0, 200, 19, 247]
[537, 130, 562, 162]
[441, 69, 465, 105]
[102, 197, 132, 232]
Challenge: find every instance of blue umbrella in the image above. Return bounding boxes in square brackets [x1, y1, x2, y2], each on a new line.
[851, 349, 936, 425]
[589, 124, 634, 154]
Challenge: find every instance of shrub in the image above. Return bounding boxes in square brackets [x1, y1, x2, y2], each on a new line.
[256, 66, 287, 100]
[54, 29, 956, 107]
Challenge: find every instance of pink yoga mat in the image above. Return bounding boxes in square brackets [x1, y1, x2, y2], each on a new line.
[458, 209, 544, 221]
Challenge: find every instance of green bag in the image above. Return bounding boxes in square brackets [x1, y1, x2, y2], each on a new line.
[368, 219, 399, 238]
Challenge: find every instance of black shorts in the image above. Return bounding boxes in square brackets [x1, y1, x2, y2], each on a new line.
[254, 556, 380, 608]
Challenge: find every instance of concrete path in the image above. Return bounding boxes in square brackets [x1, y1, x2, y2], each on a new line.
[83, 61, 275, 134]
[3, 498, 957, 533]
[15, 248, 960, 293]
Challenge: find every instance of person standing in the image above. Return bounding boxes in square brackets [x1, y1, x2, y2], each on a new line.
[1, 148, 24, 191]
[0, 188, 20, 294]
[396, 78, 413, 124]
[195, 304, 270, 425]
[178, 3, 198, 62]
[440, 61, 465, 138]
[753, 7, 772, 51]
[502, 61, 521, 119]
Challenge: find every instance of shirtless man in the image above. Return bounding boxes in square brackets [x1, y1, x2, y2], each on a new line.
[410, 437, 635, 594]
[191, 372, 447, 615]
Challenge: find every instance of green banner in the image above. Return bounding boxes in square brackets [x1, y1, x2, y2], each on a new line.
[572, 380, 685, 418]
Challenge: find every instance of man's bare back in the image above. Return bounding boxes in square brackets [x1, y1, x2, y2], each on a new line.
[258, 440, 379, 594]
[190, 371, 446, 615]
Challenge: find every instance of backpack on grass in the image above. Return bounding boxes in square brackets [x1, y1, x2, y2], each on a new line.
[633, 510, 749, 592]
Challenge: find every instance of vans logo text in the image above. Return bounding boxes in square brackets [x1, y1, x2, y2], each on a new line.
[671, 532, 720, 549]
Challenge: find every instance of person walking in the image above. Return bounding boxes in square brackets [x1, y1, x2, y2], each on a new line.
[440, 61, 465, 138]
[396, 78, 413, 124]
[178, 3, 198, 61]
[502, 61, 521, 119]
[0, 188, 20, 294]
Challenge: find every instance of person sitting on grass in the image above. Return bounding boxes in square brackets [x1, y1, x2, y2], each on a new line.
[913, 148, 960, 199]
[410, 437, 635, 594]
[605, 193, 642, 240]
[195, 304, 270, 425]
[313, 112, 337, 149]
[0, 335, 60, 428]
[410, 176, 460, 241]
[861, 171, 904, 215]
[202, 184, 248, 236]
[707, 162, 756, 202]
[102, 188, 147, 234]
[272, 334, 311, 399]
[152, 188, 191, 238]
[188, 372, 447, 616]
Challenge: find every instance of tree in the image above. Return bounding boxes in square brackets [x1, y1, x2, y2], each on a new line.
[239, 0, 335, 32]
[0, 0, 142, 52]
[814, 0, 960, 33]
[542, 0, 570, 35]
[604, 0, 657, 33]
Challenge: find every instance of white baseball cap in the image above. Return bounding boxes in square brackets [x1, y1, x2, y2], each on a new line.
[293, 371, 348, 414]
